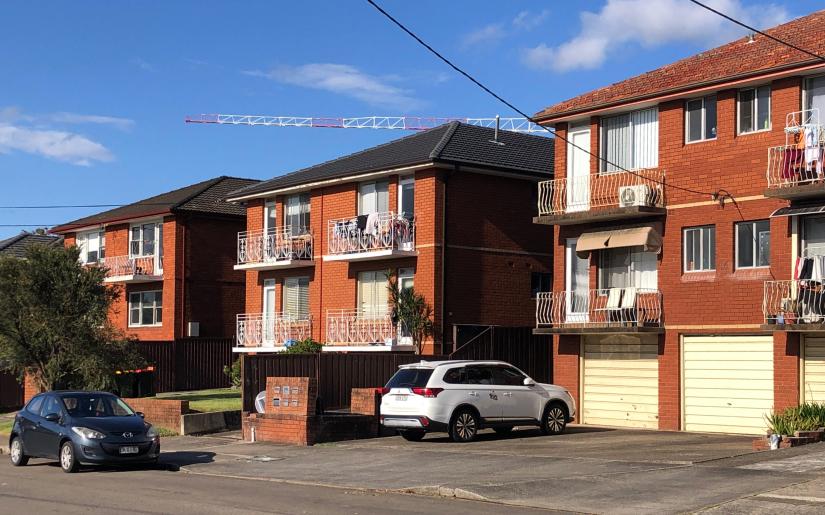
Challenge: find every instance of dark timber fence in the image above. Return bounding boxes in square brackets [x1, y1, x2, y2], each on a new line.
[449, 327, 552, 383]
[136, 337, 234, 393]
[0, 370, 24, 410]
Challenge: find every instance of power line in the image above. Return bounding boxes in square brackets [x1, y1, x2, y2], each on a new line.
[0, 203, 176, 209]
[363, 0, 715, 198]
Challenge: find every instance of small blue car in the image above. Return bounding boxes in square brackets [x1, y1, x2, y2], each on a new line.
[9, 391, 160, 473]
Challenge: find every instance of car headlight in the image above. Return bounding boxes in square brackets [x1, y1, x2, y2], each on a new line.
[145, 426, 158, 439]
[71, 426, 106, 440]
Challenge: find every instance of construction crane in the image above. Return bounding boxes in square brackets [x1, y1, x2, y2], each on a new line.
[184, 114, 546, 134]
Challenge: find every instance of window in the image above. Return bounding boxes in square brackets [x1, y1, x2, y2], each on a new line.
[398, 267, 414, 291]
[264, 199, 277, 233]
[25, 396, 44, 415]
[598, 247, 658, 289]
[129, 290, 163, 326]
[285, 194, 310, 236]
[130, 222, 161, 257]
[686, 95, 717, 142]
[738, 85, 771, 134]
[465, 366, 493, 385]
[357, 271, 389, 315]
[283, 277, 309, 319]
[385, 368, 433, 389]
[683, 226, 716, 272]
[803, 216, 825, 257]
[399, 176, 415, 219]
[736, 220, 770, 269]
[40, 395, 63, 417]
[442, 368, 464, 384]
[358, 181, 389, 215]
[805, 76, 825, 120]
[490, 366, 527, 386]
[601, 107, 658, 172]
[77, 230, 105, 264]
[531, 272, 552, 298]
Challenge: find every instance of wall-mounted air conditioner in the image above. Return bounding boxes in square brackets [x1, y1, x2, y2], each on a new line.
[618, 185, 652, 207]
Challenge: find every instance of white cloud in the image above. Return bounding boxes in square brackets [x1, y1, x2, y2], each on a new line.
[460, 24, 506, 49]
[522, 0, 790, 72]
[244, 63, 423, 110]
[512, 9, 551, 30]
[0, 125, 113, 166]
[50, 112, 134, 131]
[131, 57, 156, 72]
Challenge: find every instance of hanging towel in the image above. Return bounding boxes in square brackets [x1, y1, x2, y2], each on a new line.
[813, 255, 825, 284]
[795, 256, 804, 280]
[365, 212, 380, 237]
[800, 257, 814, 280]
[356, 215, 368, 231]
[783, 148, 804, 179]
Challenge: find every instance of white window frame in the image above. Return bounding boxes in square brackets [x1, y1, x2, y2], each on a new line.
[398, 267, 414, 291]
[685, 95, 717, 143]
[398, 176, 415, 220]
[283, 276, 310, 319]
[128, 290, 163, 327]
[735, 220, 770, 269]
[285, 194, 310, 236]
[264, 199, 277, 234]
[597, 247, 658, 289]
[358, 181, 390, 215]
[683, 225, 716, 273]
[802, 215, 825, 257]
[737, 85, 771, 135]
[77, 229, 105, 264]
[357, 270, 389, 316]
[129, 220, 162, 257]
[600, 107, 659, 173]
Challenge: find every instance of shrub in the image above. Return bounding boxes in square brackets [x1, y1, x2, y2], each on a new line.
[282, 338, 323, 354]
[223, 358, 242, 389]
[766, 403, 825, 435]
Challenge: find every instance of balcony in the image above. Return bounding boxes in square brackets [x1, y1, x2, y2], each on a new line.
[234, 227, 314, 271]
[234, 313, 313, 351]
[324, 212, 416, 262]
[534, 168, 666, 225]
[102, 255, 163, 283]
[762, 280, 825, 331]
[534, 288, 663, 334]
[325, 308, 413, 351]
[765, 110, 825, 200]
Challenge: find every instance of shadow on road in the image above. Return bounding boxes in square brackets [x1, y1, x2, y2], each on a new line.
[418, 425, 617, 443]
[159, 451, 216, 471]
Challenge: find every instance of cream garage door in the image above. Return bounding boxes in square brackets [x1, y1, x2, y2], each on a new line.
[803, 337, 825, 403]
[683, 335, 773, 435]
[581, 336, 659, 429]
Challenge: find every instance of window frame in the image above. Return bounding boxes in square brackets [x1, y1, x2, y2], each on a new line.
[735, 220, 771, 269]
[685, 94, 717, 143]
[283, 276, 310, 319]
[264, 199, 277, 234]
[285, 193, 310, 236]
[737, 85, 772, 135]
[129, 220, 162, 257]
[530, 272, 552, 299]
[128, 290, 163, 327]
[77, 229, 105, 264]
[683, 225, 716, 273]
[358, 180, 390, 215]
[398, 175, 415, 220]
[599, 107, 659, 173]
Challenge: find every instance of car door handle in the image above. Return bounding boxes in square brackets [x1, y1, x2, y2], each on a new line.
[468, 391, 479, 397]
[502, 392, 512, 397]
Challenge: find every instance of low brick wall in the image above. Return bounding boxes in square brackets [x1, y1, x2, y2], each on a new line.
[23, 374, 40, 404]
[350, 388, 381, 416]
[125, 398, 189, 433]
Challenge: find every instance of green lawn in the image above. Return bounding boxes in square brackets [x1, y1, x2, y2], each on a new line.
[0, 418, 13, 437]
[156, 388, 241, 413]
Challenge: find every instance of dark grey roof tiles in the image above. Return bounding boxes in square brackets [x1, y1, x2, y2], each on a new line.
[0, 232, 63, 258]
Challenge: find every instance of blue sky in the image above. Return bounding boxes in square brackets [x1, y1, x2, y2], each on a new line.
[1, 0, 823, 239]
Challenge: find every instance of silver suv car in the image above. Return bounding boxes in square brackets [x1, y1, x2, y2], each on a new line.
[379, 360, 576, 442]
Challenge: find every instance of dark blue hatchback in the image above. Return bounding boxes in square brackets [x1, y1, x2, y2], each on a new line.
[9, 391, 160, 473]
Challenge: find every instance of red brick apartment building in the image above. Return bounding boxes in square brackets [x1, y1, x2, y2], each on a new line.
[51, 176, 258, 340]
[532, 10, 825, 435]
[226, 121, 553, 355]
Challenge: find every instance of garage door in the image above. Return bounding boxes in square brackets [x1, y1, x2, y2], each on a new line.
[803, 337, 825, 403]
[683, 335, 773, 435]
[581, 336, 659, 429]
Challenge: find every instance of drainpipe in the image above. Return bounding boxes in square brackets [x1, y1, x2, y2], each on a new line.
[179, 218, 186, 340]
[441, 166, 455, 354]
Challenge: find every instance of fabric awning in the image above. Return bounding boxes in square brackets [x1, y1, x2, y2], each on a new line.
[770, 204, 825, 218]
[576, 226, 663, 258]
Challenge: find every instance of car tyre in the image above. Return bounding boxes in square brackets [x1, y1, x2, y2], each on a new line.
[540, 402, 568, 436]
[60, 441, 79, 473]
[449, 407, 479, 443]
[493, 426, 514, 435]
[399, 430, 426, 442]
[10, 437, 28, 466]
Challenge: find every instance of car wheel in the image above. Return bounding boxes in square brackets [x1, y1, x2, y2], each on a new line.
[60, 441, 79, 473]
[449, 407, 479, 443]
[493, 426, 514, 435]
[399, 430, 426, 442]
[541, 403, 568, 435]
[10, 437, 28, 466]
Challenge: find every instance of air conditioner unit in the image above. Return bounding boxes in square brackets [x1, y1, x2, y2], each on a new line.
[618, 185, 652, 207]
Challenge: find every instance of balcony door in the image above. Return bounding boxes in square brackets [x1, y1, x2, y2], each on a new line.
[566, 126, 590, 213]
[805, 75, 825, 125]
[262, 279, 276, 344]
[358, 181, 389, 215]
[358, 271, 389, 316]
[565, 238, 589, 322]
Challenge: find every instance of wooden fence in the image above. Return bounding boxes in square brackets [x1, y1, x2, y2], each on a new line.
[0, 370, 23, 410]
[137, 337, 234, 393]
[450, 326, 552, 383]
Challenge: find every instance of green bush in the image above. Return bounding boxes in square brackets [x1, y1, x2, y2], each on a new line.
[282, 338, 323, 354]
[766, 403, 825, 435]
[223, 358, 242, 389]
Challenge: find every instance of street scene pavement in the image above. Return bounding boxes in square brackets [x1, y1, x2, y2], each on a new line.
[4, 426, 825, 514]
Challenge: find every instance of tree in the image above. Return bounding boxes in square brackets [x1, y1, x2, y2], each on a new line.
[387, 271, 433, 355]
[0, 244, 143, 392]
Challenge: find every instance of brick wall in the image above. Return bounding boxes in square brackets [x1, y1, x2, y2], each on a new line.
[23, 374, 40, 404]
[350, 388, 381, 416]
[125, 397, 189, 433]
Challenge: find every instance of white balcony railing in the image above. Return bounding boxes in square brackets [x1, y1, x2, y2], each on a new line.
[537, 168, 665, 216]
[766, 143, 825, 190]
[104, 255, 162, 279]
[327, 212, 414, 256]
[763, 280, 825, 325]
[235, 313, 313, 348]
[536, 288, 663, 329]
[237, 226, 313, 266]
[325, 308, 402, 346]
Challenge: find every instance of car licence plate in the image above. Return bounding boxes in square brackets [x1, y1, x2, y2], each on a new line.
[394, 395, 408, 402]
[119, 446, 139, 454]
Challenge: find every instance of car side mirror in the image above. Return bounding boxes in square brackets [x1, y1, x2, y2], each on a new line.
[44, 412, 60, 422]
[523, 378, 536, 387]
[136, 412, 145, 419]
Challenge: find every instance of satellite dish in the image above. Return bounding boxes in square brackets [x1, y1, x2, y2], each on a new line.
[254, 391, 267, 414]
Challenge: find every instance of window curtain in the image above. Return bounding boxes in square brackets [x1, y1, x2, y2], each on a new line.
[283, 277, 309, 319]
[602, 108, 658, 171]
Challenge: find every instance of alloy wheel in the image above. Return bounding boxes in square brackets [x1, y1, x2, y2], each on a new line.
[546, 406, 566, 433]
[454, 412, 477, 441]
[60, 443, 76, 472]
[10, 439, 21, 463]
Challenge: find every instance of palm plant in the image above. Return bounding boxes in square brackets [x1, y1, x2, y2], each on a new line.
[387, 271, 433, 355]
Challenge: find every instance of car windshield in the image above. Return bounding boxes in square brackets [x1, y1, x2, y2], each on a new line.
[61, 394, 135, 418]
[386, 368, 433, 389]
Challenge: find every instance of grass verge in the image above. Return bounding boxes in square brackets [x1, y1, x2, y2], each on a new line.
[156, 388, 241, 413]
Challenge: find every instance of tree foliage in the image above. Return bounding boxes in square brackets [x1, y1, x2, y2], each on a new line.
[282, 337, 323, 354]
[387, 271, 433, 355]
[0, 245, 144, 392]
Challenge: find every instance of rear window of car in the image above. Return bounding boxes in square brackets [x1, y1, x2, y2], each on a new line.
[386, 368, 433, 389]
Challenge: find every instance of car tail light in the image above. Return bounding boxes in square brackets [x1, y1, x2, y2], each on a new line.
[411, 387, 443, 398]
[376, 387, 390, 395]
[418, 416, 430, 427]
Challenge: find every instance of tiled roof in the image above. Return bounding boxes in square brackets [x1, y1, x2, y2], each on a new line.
[228, 122, 554, 199]
[535, 9, 825, 120]
[51, 176, 259, 234]
[0, 232, 63, 258]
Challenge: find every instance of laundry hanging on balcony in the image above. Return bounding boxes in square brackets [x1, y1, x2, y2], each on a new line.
[576, 226, 662, 259]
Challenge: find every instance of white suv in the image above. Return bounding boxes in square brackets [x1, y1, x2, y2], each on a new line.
[379, 360, 575, 442]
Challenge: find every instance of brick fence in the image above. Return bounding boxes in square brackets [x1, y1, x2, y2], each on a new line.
[124, 398, 190, 433]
